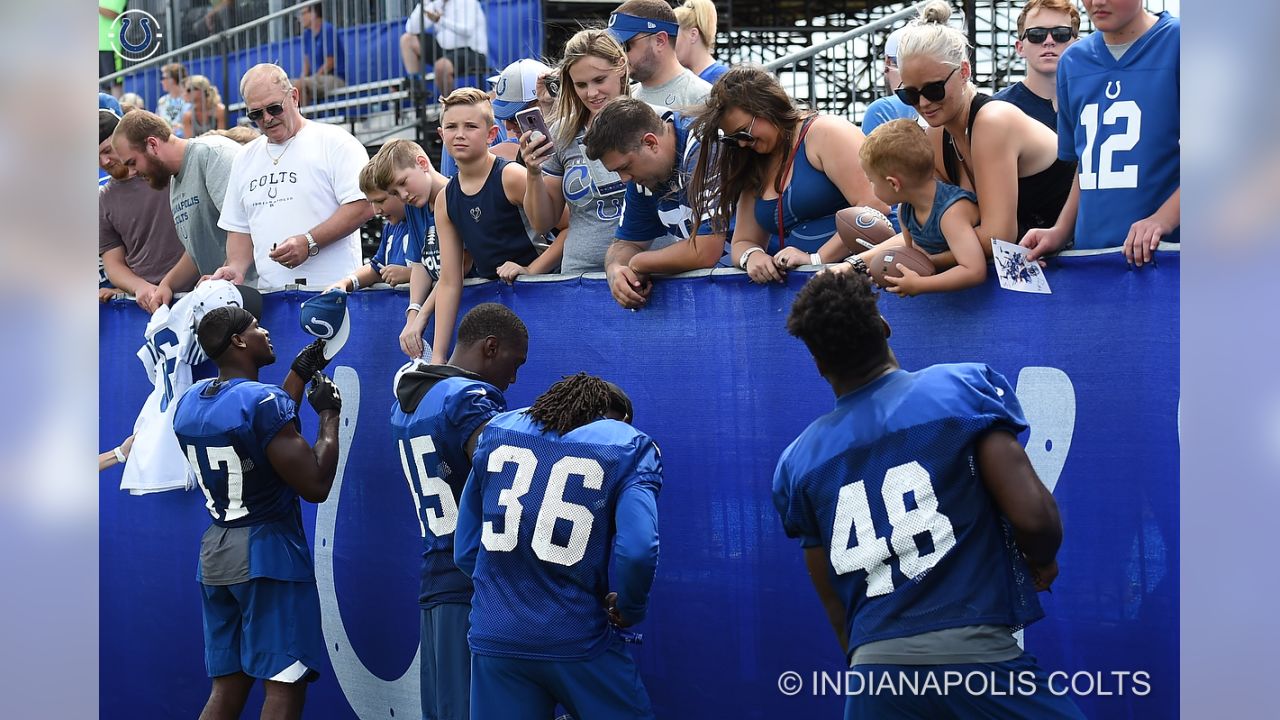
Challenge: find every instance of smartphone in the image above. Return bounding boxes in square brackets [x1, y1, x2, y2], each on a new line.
[515, 107, 553, 149]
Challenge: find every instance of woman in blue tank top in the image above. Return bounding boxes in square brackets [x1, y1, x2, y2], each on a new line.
[687, 66, 889, 283]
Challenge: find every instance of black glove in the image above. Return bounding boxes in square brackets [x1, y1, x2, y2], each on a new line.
[307, 372, 342, 414]
[291, 339, 330, 380]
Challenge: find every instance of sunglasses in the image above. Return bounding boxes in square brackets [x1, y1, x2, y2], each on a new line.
[623, 33, 654, 53]
[246, 101, 287, 124]
[895, 67, 959, 107]
[1022, 26, 1076, 44]
[718, 116, 757, 147]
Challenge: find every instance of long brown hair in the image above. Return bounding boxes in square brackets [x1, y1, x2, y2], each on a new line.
[688, 65, 808, 235]
[552, 28, 630, 148]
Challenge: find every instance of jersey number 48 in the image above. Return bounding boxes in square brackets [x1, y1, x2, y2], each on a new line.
[830, 461, 956, 597]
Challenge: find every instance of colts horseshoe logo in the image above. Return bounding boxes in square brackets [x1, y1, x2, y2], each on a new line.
[110, 10, 164, 62]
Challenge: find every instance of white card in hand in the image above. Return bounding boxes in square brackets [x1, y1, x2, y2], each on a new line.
[991, 238, 1051, 294]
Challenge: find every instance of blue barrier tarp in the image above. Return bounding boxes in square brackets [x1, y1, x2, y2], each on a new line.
[100, 254, 1178, 718]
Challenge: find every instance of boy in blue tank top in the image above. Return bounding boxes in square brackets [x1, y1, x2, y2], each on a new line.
[430, 88, 564, 363]
[855, 119, 986, 296]
[390, 303, 529, 720]
[456, 374, 660, 720]
[172, 305, 343, 719]
[775, 271, 1082, 719]
[1022, 3, 1179, 264]
[372, 138, 452, 360]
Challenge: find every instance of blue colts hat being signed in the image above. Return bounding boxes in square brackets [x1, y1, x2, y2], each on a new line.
[299, 289, 351, 360]
[607, 12, 679, 44]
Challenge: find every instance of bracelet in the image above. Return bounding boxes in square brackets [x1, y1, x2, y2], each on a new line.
[843, 255, 869, 275]
[113, 446, 127, 464]
[406, 302, 423, 316]
[738, 247, 765, 270]
[347, 274, 361, 292]
[809, 252, 823, 266]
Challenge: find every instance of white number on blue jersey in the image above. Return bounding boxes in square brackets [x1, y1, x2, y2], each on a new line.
[397, 435, 458, 538]
[481, 445, 605, 567]
[830, 461, 956, 596]
[1078, 101, 1141, 191]
[186, 444, 248, 522]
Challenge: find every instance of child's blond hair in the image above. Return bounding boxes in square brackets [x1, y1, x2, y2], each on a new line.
[371, 138, 430, 189]
[859, 119, 935, 184]
[440, 87, 495, 127]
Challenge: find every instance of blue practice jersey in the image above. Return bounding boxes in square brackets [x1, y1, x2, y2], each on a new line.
[616, 110, 718, 244]
[391, 365, 506, 608]
[773, 364, 1043, 658]
[174, 378, 303, 528]
[403, 203, 441, 280]
[369, 218, 414, 272]
[457, 411, 662, 661]
[1056, 12, 1180, 249]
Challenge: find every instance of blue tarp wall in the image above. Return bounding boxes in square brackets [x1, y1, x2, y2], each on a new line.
[100, 254, 1179, 718]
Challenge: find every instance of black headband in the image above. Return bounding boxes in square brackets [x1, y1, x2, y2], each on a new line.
[203, 307, 255, 360]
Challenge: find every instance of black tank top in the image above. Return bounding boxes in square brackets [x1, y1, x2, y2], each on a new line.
[941, 93, 1074, 239]
[444, 156, 539, 278]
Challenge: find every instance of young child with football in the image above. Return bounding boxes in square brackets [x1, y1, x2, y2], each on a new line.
[851, 118, 987, 296]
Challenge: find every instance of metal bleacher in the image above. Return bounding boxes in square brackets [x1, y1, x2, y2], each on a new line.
[101, 0, 545, 150]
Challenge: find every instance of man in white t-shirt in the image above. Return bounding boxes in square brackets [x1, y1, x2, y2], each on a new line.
[608, 0, 711, 110]
[211, 64, 374, 289]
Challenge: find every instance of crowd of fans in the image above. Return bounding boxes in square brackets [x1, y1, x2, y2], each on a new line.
[101, 0, 1180, 341]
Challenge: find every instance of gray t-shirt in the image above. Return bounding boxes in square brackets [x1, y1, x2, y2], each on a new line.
[171, 135, 249, 279]
[631, 69, 712, 112]
[542, 127, 630, 274]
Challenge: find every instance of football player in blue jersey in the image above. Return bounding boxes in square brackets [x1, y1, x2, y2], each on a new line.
[455, 373, 660, 720]
[172, 306, 342, 720]
[1022, 0, 1179, 266]
[775, 271, 1083, 719]
[390, 302, 529, 720]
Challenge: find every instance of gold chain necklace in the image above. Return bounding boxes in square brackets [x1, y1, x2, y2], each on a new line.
[266, 136, 295, 166]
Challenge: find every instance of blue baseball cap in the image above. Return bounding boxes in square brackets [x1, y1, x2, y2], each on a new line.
[299, 289, 351, 360]
[607, 12, 679, 44]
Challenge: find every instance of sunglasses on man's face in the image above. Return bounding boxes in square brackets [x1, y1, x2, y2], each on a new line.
[624, 33, 654, 53]
[895, 67, 959, 107]
[247, 102, 286, 124]
[1022, 26, 1076, 44]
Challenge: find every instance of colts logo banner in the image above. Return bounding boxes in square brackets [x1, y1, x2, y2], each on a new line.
[110, 10, 165, 63]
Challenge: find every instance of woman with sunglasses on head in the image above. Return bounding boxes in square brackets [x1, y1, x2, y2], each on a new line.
[882, 0, 1072, 262]
[687, 65, 888, 283]
[520, 29, 633, 275]
[182, 75, 227, 139]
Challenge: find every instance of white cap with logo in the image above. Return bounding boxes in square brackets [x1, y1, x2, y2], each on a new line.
[491, 58, 553, 120]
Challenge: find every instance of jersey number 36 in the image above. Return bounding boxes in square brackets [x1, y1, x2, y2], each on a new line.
[830, 461, 956, 597]
[482, 445, 604, 568]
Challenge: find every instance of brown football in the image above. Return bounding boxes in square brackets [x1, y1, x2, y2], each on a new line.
[868, 245, 937, 287]
[835, 206, 896, 252]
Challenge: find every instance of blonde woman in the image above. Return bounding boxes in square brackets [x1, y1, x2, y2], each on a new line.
[674, 0, 729, 84]
[519, 29, 633, 274]
[893, 0, 1071, 252]
[182, 75, 227, 138]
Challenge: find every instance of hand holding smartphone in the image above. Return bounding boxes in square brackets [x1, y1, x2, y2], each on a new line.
[515, 107, 553, 150]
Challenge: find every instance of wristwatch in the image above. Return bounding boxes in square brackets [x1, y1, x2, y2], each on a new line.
[305, 232, 319, 256]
